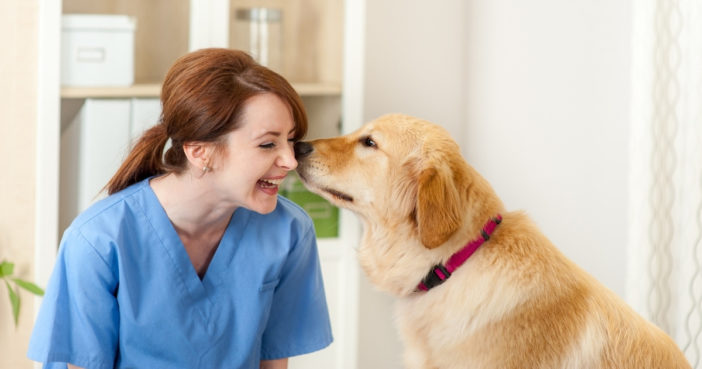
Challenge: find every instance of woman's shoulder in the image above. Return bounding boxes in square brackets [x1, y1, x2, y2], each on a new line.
[59, 179, 154, 266]
[273, 195, 314, 228]
[67, 179, 150, 237]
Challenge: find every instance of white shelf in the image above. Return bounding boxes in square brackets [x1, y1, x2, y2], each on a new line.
[61, 82, 342, 99]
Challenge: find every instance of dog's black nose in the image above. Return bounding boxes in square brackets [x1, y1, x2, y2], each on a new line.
[294, 141, 314, 159]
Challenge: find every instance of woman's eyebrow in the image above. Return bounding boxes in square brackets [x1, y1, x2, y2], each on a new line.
[256, 131, 281, 139]
[255, 128, 296, 139]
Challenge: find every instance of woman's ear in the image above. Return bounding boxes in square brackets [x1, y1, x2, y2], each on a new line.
[183, 142, 214, 172]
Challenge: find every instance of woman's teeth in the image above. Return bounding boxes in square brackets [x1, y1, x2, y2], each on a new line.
[258, 178, 283, 188]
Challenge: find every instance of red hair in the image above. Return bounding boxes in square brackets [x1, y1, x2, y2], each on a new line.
[105, 48, 308, 194]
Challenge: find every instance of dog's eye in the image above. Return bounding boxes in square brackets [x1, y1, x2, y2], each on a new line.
[361, 136, 377, 148]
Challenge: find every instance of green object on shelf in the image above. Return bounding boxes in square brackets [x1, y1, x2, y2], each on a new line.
[281, 175, 339, 238]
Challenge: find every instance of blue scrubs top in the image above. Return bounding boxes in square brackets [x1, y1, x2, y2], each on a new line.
[27, 178, 333, 369]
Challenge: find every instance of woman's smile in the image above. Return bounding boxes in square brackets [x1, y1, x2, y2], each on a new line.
[257, 176, 285, 195]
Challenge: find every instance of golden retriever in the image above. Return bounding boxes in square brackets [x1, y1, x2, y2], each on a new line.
[293, 114, 691, 369]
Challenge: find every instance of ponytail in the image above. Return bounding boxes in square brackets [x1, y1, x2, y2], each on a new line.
[105, 123, 169, 195]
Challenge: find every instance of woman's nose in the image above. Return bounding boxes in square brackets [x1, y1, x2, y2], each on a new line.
[278, 144, 298, 170]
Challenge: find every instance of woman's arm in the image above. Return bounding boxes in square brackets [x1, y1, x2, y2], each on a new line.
[67, 364, 85, 369]
[260, 358, 288, 369]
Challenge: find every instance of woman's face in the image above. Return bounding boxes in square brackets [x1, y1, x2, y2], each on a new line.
[211, 93, 298, 214]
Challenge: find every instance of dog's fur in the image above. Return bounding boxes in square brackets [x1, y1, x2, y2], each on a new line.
[294, 114, 691, 369]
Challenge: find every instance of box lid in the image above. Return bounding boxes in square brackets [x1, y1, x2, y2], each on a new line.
[62, 14, 136, 31]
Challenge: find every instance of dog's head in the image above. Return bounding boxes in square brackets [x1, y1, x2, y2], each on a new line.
[295, 114, 499, 249]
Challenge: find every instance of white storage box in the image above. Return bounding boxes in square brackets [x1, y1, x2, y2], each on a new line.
[61, 14, 137, 87]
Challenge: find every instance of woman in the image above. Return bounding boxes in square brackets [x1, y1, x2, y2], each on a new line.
[28, 48, 332, 369]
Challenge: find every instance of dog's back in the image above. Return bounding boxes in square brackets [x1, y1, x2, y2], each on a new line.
[510, 213, 688, 369]
[395, 211, 690, 369]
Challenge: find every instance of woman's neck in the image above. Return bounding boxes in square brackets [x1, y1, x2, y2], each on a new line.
[149, 172, 234, 239]
[150, 172, 235, 278]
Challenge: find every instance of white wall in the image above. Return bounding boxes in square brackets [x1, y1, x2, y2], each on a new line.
[462, 0, 631, 298]
[363, 0, 466, 139]
[358, 0, 632, 367]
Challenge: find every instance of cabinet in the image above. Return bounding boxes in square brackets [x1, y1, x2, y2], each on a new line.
[54, 1, 361, 368]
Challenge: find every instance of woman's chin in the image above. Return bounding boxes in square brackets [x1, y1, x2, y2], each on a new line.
[248, 195, 278, 214]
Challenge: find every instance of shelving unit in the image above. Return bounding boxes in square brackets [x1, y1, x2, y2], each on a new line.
[59, 0, 345, 218]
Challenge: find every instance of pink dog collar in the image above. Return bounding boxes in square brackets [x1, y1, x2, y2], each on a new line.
[417, 214, 502, 292]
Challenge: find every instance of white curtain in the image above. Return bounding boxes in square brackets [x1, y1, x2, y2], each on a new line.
[627, 0, 702, 367]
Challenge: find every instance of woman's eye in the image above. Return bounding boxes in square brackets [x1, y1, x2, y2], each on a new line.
[260, 142, 276, 149]
[361, 136, 377, 148]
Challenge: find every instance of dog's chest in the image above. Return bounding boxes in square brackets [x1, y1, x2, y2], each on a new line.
[394, 268, 533, 366]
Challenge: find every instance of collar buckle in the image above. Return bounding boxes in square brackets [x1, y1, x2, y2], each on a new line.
[418, 264, 452, 291]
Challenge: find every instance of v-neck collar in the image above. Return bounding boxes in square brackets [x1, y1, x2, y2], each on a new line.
[139, 178, 252, 300]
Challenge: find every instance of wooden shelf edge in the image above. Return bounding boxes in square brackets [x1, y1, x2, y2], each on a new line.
[60, 82, 342, 99]
[61, 84, 162, 98]
[294, 82, 343, 96]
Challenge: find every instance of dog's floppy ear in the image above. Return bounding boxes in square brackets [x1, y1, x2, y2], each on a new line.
[416, 163, 463, 249]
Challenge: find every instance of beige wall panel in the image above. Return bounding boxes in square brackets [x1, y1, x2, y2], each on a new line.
[0, 1, 38, 368]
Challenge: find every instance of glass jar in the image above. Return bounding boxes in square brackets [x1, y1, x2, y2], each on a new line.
[230, 8, 283, 72]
